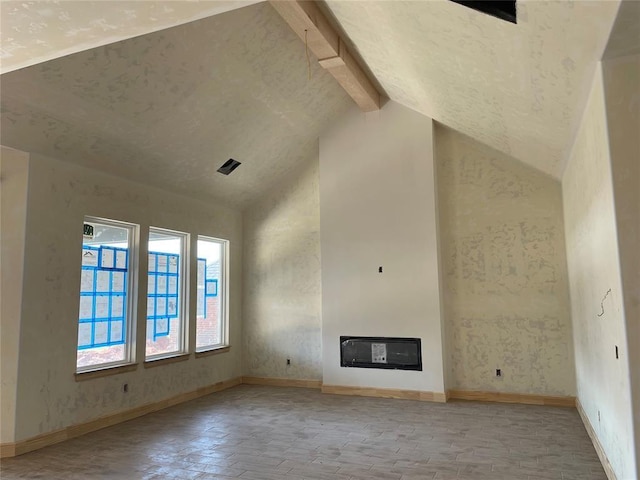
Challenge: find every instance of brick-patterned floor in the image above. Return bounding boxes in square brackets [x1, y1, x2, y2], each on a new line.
[0, 385, 606, 479]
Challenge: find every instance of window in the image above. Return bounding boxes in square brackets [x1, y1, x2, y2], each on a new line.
[196, 236, 228, 351]
[146, 228, 188, 359]
[77, 217, 137, 371]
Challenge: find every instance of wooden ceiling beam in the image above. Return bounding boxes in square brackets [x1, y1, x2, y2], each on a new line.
[270, 0, 381, 112]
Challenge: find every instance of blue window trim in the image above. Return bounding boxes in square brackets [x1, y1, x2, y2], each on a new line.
[205, 278, 218, 297]
[78, 246, 128, 350]
[147, 251, 180, 341]
[197, 258, 207, 318]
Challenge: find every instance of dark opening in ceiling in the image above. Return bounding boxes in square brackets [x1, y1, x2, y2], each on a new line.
[450, 1, 517, 24]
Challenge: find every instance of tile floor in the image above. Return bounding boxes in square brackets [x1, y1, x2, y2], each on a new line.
[0, 385, 606, 480]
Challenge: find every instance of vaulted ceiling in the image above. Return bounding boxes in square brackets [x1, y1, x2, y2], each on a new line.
[1, 3, 352, 207]
[0, 1, 626, 207]
[325, 0, 620, 177]
[0, 1, 261, 74]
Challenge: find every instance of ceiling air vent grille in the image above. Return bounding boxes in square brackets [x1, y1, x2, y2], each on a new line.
[217, 158, 241, 175]
[450, 0, 517, 24]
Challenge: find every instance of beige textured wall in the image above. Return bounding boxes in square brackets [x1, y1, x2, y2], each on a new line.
[435, 124, 575, 396]
[563, 63, 636, 479]
[0, 146, 30, 443]
[603, 54, 640, 476]
[242, 157, 322, 380]
[13, 152, 243, 442]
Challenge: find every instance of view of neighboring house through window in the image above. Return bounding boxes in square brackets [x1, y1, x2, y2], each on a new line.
[146, 228, 188, 359]
[76, 217, 137, 371]
[196, 236, 228, 351]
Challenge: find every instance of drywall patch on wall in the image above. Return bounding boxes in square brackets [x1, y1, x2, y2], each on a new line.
[0, 146, 30, 443]
[243, 156, 322, 380]
[562, 62, 636, 479]
[320, 101, 445, 393]
[435, 124, 575, 396]
[12, 152, 242, 442]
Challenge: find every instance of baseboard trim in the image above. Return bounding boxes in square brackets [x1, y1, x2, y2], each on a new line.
[242, 376, 322, 389]
[0, 443, 15, 458]
[0, 376, 242, 458]
[321, 384, 447, 403]
[448, 389, 576, 407]
[576, 399, 617, 480]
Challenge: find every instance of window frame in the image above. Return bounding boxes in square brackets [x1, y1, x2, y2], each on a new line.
[145, 226, 190, 361]
[195, 235, 229, 353]
[76, 216, 139, 374]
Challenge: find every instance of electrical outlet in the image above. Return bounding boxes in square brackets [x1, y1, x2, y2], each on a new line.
[496, 369, 502, 377]
[286, 358, 291, 366]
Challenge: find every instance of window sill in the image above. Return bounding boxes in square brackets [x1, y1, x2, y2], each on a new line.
[75, 363, 138, 382]
[144, 353, 190, 368]
[195, 346, 231, 358]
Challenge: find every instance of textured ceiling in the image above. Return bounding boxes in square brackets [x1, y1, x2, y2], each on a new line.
[0, 0, 260, 74]
[324, 0, 621, 177]
[0, 0, 629, 206]
[0, 2, 352, 208]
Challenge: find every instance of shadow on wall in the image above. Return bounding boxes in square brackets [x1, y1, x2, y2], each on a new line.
[242, 155, 322, 381]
